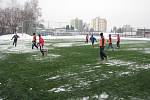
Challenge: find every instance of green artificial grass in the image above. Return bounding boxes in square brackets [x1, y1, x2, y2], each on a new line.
[0, 40, 150, 100]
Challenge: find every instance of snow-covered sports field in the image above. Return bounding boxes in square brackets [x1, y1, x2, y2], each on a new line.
[0, 33, 150, 100]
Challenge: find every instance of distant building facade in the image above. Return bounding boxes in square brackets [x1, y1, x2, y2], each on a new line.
[90, 17, 107, 32]
[122, 25, 132, 32]
[137, 29, 150, 37]
[70, 18, 83, 31]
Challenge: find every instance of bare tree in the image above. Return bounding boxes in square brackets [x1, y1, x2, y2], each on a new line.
[0, 0, 42, 35]
[0, 0, 22, 34]
[23, 0, 41, 34]
[0, 9, 9, 34]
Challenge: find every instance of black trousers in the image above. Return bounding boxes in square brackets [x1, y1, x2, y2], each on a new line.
[117, 41, 120, 48]
[13, 39, 17, 47]
[40, 45, 44, 56]
[100, 47, 107, 60]
[32, 42, 38, 49]
[40, 49, 44, 56]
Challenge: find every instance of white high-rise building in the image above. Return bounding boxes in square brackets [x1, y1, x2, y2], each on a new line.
[70, 18, 83, 31]
[90, 17, 107, 32]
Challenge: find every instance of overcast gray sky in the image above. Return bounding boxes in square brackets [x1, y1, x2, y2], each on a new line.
[1, 0, 150, 30]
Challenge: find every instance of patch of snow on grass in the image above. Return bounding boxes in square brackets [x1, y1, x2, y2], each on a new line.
[0, 39, 37, 54]
[48, 84, 72, 93]
[30, 54, 60, 61]
[53, 43, 74, 47]
[127, 63, 150, 71]
[0, 54, 5, 59]
[108, 71, 113, 74]
[48, 87, 66, 93]
[121, 40, 148, 44]
[79, 80, 89, 86]
[83, 96, 89, 100]
[64, 72, 77, 78]
[101, 74, 109, 79]
[106, 59, 135, 67]
[46, 75, 60, 80]
[84, 70, 95, 73]
[119, 72, 131, 76]
[99, 92, 109, 100]
[94, 65, 101, 68]
[92, 95, 99, 99]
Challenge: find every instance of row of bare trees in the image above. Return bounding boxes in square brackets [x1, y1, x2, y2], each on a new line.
[0, 0, 41, 35]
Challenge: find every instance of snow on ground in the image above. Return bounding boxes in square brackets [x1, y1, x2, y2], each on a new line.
[67, 92, 109, 100]
[0, 33, 34, 54]
[127, 48, 150, 54]
[48, 80, 93, 93]
[44, 58, 150, 99]
[99, 92, 109, 100]
[119, 71, 132, 76]
[0, 33, 149, 67]
[0, 33, 32, 40]
[1, 33, 150, 41]
[29, 54, 60, 62]
[105, 59, 136, 67]
[120, 41, 149, 44]
[0, 34, 150, 99]
[46, 75, 60, 80]
[0, 33, 150, 52]
[105, 59, 150, 70]
[48, 84, 71, 93]
[83, 97, 90, 100]
[43, 35, 150, 42]
[129, 64, 150, 71]
[120, 37, 150, 41]
[43, 35, 86, 40]
[0, 39, 37, 54]
[0, 53, 6, 60]
[0, 34, 89, 54]
[105, 59, 150, 73]
[53, 43, 74, 47]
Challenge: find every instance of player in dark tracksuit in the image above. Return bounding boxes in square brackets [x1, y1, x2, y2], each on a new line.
[90, 34, 97, 47]
[11, 33, 20, 47]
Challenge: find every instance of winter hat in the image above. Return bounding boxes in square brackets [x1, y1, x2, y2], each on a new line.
[100, 33, 103, 36]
